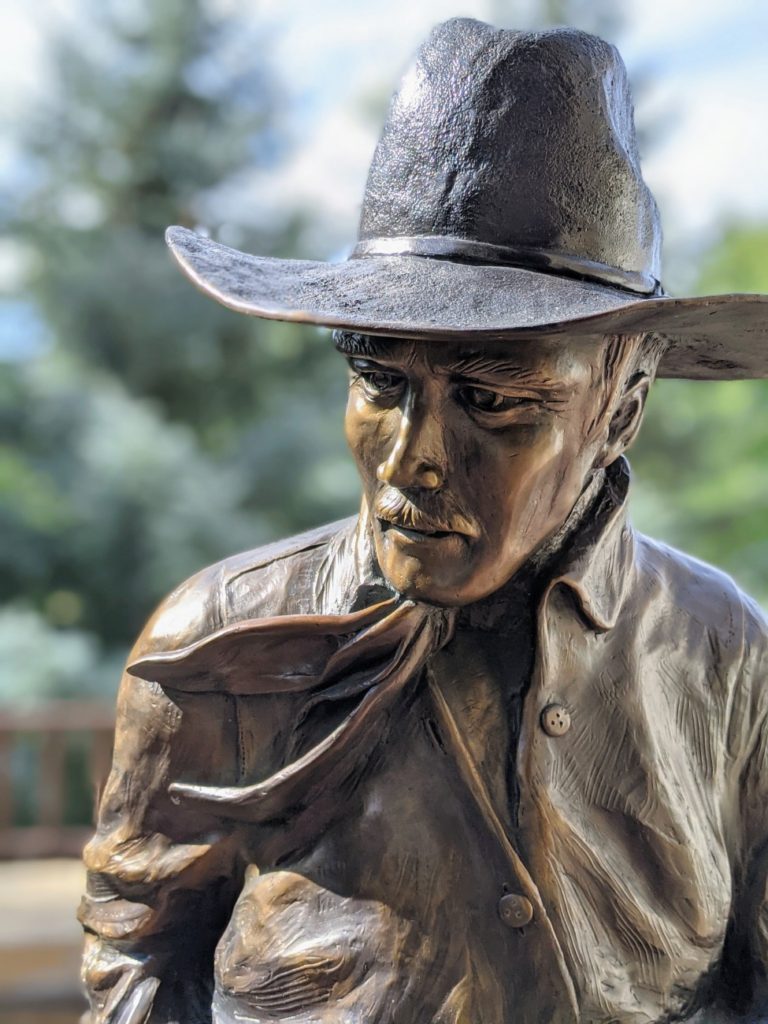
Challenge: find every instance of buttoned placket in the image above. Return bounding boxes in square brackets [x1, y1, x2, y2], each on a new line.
[427, 578, 583, 1023]
[516, 575, 609, 1020]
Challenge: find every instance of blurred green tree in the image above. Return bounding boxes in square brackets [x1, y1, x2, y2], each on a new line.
[8, 0, 337, 441]
[1, 0, 767, 720]
[631, 222, 768, 608]
[0, 0, 357, 702]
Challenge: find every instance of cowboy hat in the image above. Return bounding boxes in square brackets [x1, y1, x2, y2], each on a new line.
[165, 18, 768, 381]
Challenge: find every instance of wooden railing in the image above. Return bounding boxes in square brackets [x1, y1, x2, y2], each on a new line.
[0, 701, 115, 859]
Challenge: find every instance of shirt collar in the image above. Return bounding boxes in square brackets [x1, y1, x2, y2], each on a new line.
[547, 457, 634, 632]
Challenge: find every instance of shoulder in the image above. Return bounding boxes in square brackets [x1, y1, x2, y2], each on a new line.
[133, 517, 356, 658]
[631, 531, 768, 665]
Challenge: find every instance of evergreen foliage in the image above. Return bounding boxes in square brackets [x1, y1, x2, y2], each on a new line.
[1, 0, 357, 703]
[631, 224, 768, 606]
[1, 0, 767, 714]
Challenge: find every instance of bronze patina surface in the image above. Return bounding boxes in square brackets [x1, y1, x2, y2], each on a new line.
[80, 19, 768, 1024]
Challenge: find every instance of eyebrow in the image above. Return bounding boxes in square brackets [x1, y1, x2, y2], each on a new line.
[334, 334, 570, 394]
[334, 334, 539, 374]
[332, 331, 411, 360]
[443, 353, 565, 390]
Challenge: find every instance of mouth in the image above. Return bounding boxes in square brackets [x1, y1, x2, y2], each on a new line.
[377, 517, 465, 542]
[372, 487, 480, 546]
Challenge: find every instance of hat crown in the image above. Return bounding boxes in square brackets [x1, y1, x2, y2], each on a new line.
[359, 19, 661, 290]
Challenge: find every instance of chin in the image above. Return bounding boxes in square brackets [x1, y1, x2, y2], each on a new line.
[379, 548, 528, 607]
[378, 555, 482, 607]
[373, 524, 519, 607]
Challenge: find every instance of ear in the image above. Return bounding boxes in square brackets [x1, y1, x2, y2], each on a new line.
[596, 374, 651, 468]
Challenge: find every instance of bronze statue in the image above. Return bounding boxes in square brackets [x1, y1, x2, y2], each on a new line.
[79, 20, 768, 1024]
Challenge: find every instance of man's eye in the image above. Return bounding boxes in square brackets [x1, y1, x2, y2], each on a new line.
[459, 386, 521, 412]
[361, 371, 401, 394]
[348, 359, 405, 400]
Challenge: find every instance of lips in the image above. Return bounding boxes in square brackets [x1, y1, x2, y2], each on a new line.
[378, 517, 456, 540]
[373, 488, 479, 540]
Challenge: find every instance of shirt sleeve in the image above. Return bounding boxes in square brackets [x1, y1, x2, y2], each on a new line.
[78, 575, 244, 1024]
[715, 596, 768, 1020]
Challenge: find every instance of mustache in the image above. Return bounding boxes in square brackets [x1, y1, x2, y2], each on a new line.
[374, 487, 480, 538]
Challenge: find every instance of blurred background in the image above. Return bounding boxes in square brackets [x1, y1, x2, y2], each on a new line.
[0, 0, 766, 1019]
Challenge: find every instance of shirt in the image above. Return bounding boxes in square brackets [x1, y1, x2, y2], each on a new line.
[79, 459, 768, 1024]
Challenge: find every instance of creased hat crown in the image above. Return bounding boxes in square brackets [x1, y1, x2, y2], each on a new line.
[359, 19, 662, 293]
[165, 17, 768, 381]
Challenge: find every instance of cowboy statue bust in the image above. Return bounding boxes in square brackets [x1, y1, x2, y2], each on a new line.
[79, 19, 768, 1024]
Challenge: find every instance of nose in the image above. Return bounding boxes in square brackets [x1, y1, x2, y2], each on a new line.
[376, 391, 447, 490]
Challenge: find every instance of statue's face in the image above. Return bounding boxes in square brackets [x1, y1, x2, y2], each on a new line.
[342, 334, 623, 606]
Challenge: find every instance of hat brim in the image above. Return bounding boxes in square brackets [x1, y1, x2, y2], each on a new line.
[167, 227, 768, 381]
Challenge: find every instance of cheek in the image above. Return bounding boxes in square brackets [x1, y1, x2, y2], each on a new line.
[520, 425, 597, 527]
[474, 423, 589, 535]
[474, 422, 565, 493]
[344, 393, 395, 480]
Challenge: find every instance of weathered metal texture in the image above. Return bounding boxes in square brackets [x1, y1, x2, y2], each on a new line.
[78, 469, 768, 1023]
[359, 22, 661, 290]
[80, 328, 768, 1022]
[79, 16, 768, 1024]
[165, 18, 768, 381]
[166, 226, 768, 380]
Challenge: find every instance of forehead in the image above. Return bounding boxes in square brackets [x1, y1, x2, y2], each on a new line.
[334, 332, 609, 379]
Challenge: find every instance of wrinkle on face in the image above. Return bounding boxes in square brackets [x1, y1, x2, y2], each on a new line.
[339, 331, 645, 606]
[441, 352, 567, 390]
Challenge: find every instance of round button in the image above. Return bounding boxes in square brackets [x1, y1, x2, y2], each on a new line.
[540, 703, 571, 737]
[498, 893, 534, 928]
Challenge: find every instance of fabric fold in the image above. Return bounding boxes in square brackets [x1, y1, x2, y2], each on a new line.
[128, 598, 456, 830]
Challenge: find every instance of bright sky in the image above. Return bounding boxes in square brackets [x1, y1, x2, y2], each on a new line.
[1, 0, 767, 291]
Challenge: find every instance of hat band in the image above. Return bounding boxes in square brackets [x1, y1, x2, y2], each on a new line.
[352, 235, 661, 296]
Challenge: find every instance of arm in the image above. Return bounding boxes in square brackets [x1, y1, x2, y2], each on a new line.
[79, 570, 244, 1024]
[713, 598, 768, 1020]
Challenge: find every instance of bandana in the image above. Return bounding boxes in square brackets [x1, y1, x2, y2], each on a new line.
[128, 468, 609, 851]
